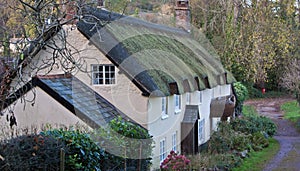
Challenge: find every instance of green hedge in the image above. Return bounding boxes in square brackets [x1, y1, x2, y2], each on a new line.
[0, 118, 153, 171]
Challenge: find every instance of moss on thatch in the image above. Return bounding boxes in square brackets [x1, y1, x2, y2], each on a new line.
[77, 8, 235, 96]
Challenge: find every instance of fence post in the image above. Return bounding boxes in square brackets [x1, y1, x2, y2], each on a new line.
[138, 142, 142, 171]
[60, 148, 65, 171]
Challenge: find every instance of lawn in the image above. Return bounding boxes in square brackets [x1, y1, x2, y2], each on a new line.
[281, 100, 300, 122]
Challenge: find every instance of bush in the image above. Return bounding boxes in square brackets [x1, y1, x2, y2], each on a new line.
[0, 134, 67, 170]
[245, 84, 263, 99]
[94, 117, 153, 171]
[0, 117, 154, 171]
[41, 128, 106, 171]
[233, 82, 249, 115]
[188, 105, 277, 171]
[250, 132, 269, 151]
[231, 115, 277, 137]
[188, 152, 242, 170]
[160, 151, 190, 170]
[208, 122, 251, 154]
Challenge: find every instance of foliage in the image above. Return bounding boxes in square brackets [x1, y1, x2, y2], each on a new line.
[208, 122, 253, 154]
[233, 82, 249, 115]
[234, 103, 278, 141]
[231, 115, 277, 137]
[189, 152, 242, 170]
[190, 0, 300, 91]
[244, 83, 263, 99]
[234, 82, 249, 104]
[0, 134, 66, 170]
[160, 150, 190, 170]
[0, 118, 153, 171]
[94, 117, 153, 170]
[41, 128, 106, 171]
[198, 105, 277, 170]
[250, 132, 269, 151]
[232, 138, 279, 171]
[188, 115, 277, 170]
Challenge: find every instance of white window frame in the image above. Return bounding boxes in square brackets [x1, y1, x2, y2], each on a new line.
[186, 92, 191, 105]
[174, 94, 181, 114]
[160, 138, 167, 162]
[199, 91, 203, 104]
[161, 97, 168, 119]
[198, 119, 205, 144]
[172, 132, 177, 152]
[91, 64, 116, 85]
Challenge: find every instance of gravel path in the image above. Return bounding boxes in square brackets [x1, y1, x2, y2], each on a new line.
[245, 97, 300, 171]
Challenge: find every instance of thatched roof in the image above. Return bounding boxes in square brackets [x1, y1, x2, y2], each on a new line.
[77, 8, 235, 97]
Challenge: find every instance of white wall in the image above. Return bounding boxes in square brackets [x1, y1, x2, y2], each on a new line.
[148, 94, 186, 167]
[148, 84, 232, 169]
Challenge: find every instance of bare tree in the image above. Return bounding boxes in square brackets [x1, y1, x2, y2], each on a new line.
[280, 59, 300, 104]
[0, 0, 107, 125]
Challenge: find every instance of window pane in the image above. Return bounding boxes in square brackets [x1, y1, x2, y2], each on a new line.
[105, 78, 110, 84]
[99, 78, 103, 84]
[110, 65, 115, 71]
[105, 65, 110, 71]
[99, 65, 103, 71]
[92, 64, 115, 85]
[92, 65, 98, 71]
[111, 72, 115, 78]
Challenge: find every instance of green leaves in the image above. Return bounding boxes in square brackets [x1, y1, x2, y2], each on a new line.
[92, 117, 153, 170]
[41, 128, 104, 171]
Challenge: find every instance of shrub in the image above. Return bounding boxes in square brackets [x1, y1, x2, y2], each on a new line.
[160, 151, 190, 170]
[250, 132, 269, 151]
[245, 84, 263, 99]
[231, 115, 277, 137]
[0, 134, 66, 170]
[41, 128, 106, 171]
[209, 122, 251, 154]
[188, 152, 242, 170]
[94, 117, 153, 170]
[233, 82, 249, 115]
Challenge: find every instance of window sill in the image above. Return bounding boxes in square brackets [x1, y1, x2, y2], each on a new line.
[92, 84, 117, 86]
[161, 114, 169, 120]
[174, 109, 181, 114]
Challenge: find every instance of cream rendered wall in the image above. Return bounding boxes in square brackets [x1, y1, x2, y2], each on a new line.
[64, 28, 149, 127]
[0, 87, 88, 138]
[10, 27, 148, 127]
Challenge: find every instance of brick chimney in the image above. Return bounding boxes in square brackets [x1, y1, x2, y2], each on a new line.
[175, 0, 191, 32]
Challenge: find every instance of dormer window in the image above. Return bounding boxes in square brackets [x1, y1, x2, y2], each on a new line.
[92, 64, 116, 85]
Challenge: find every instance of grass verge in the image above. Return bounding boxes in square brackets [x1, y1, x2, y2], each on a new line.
[281, 100, 300, 122]
[232, 138, 280, 171]
[242, 105, 258, 117]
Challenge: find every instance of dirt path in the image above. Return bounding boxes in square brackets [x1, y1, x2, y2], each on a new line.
[244, 97, 300, 171]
